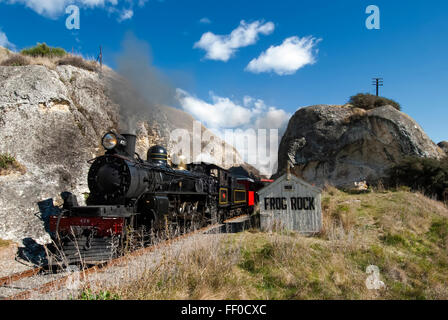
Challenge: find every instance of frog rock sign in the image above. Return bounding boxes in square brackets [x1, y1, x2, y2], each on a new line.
[258, 173, 322, 235]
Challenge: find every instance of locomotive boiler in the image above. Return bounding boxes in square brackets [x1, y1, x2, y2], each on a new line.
[48, 131, 261, 264]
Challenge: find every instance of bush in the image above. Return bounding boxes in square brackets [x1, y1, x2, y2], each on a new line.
[79, 289, 120, 300]
[21, 43, 66, 58]
[349, 93, 401, 111]
[0, 153, 26, 175]
[387, 156, 448, 201]
[57, 56, 98, 72]
[0, 153, 17, 169]
[0, 54, 30, 66]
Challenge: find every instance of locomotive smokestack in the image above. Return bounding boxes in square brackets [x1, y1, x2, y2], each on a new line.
[122, 133, 137, 158]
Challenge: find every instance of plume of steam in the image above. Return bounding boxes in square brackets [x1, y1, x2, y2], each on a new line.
[106, 33, 176, 134]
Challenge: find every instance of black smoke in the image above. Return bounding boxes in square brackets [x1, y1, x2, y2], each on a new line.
[106, 33, 176, 134]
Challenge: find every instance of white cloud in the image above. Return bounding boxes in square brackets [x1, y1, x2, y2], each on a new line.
[199, 17, 211, 24]
[176, 89, 253, 129]
[0, 30, 15, 50]
[118, 8, 133, 22]
[194, 20, 275, 62]
[246, 36, 321, 75]
[176, 89, 290, 175]
[0, 0, 143, 20]
[176, 89, 290, 132]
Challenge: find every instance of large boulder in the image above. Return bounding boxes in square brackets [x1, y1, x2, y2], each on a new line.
[278, 104, 445, 187]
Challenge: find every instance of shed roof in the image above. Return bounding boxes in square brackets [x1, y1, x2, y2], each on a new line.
[258, 173, 322, 195]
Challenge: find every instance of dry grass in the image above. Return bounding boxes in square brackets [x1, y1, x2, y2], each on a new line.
[0, 49, 98, 72]
[30, 56, 58, 69]
[57, 56, 99, 72]
[0, 238, 12, 248]
[0, 55, 57, 69]
[0, 153, 26, 175]
[0, 48, 57, 68]
[101, 235, 245, 300]
[340, 106, 369, 124]
[78, 189, 448, 300]
[0, 54, 30, 66]
[0, 47, 11, 61]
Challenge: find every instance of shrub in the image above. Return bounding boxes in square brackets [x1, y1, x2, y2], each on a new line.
[0, 54, 30, 66]
[79, 289, 120, 300]
[0, 153, 17, 169]
[21, 43, 66, 58]
[349, 93, 401, 111]
[387, 156, 448, 201]
[57, 56, 98, 72]
[0, 153, 26, 175]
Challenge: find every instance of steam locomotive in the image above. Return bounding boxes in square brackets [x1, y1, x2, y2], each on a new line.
[48, 132, 265, 264]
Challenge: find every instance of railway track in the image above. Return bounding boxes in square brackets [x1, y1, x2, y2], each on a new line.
[0, 214, 249, 300]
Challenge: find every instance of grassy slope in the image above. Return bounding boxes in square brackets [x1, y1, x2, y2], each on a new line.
[86, 189, 448, 300]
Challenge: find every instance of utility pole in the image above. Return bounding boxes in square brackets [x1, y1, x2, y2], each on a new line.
[97, 45, 103, 70]
[372, 77, 383, 96]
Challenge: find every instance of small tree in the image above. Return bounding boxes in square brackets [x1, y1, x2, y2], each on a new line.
[349, 93, 401, 111]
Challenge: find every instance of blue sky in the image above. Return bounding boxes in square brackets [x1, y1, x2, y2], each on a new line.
[0, 0, 447, 147]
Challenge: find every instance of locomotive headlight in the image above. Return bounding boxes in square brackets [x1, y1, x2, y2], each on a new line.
[102, 133, 118, 150]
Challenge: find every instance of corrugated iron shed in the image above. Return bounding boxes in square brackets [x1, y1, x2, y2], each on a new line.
[258, 173, 322, 235]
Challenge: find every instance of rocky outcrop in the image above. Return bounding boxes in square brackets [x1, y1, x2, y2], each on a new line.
[278, 104, 445, 187]
[438, 141, 448, 154]
[0, 63, 244, 243]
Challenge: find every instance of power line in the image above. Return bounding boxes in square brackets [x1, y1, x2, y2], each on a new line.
[372, 77, 383, 96]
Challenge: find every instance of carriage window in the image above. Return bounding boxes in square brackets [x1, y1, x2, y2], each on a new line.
[234, 190, 246, 203]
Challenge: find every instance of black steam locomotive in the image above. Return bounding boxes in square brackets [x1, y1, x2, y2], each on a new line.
[48, 132, 264, 264]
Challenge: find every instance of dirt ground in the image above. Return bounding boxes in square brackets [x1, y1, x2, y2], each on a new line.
[0, 242, 31, 278]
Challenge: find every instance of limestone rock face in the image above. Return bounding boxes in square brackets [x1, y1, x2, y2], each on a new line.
[0, 65, 115, 243]
[0, 64, 244, 243]
[278, 104, 445, 187]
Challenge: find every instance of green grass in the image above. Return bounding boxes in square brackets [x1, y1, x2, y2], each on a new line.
[0, 153, 16, 169]
[79, 289, 120, 300]
[86, 189, 448, 300]
[427, 218, 448, 246]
